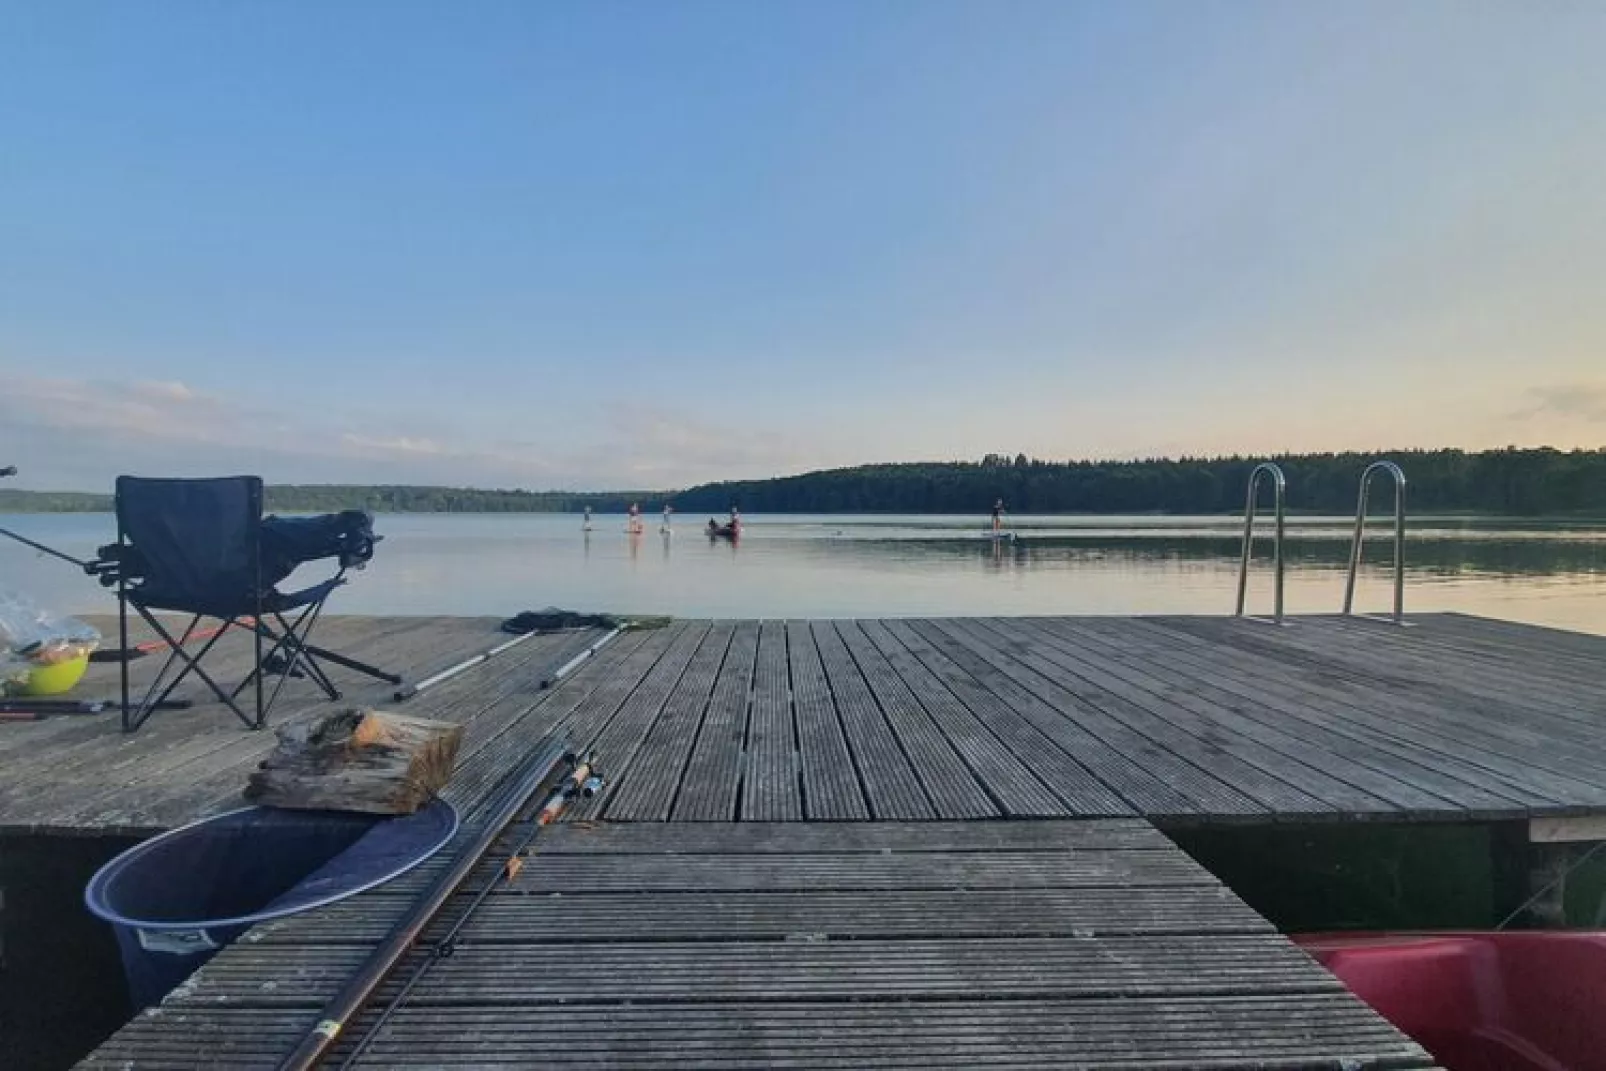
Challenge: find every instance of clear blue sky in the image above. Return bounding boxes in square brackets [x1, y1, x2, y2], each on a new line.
[2, 1, 1604, 491]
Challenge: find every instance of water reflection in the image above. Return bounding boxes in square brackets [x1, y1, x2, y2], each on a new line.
[2, 512, 1603, 634]
[776, 532, 1605, 580]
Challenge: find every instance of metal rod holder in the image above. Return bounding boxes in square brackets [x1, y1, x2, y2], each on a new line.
[1342, 460, 1407, 625]
[1234, 462, 1287, 624]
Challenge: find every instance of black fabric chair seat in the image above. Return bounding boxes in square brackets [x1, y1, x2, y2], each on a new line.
[130, 577, 344, 619]
[263, 577, 346, 614]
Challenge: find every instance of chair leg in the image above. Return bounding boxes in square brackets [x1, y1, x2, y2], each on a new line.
[270, 610, 340, 699]
[232, 606, 338, 704]
[254, 616, 265, 730]
[125, 614, 245, 731]
[118, 586, 132, 732]
[261, 600, 336, 718]
[288, 641, 402, 686]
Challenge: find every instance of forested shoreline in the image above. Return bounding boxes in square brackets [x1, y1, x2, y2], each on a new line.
[2, 448, 1602, 516]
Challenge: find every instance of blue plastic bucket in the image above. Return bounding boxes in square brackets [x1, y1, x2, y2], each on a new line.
[85, 801, 458, 1009]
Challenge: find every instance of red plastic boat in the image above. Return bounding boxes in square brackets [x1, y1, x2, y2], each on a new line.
[1296, 932, 1606, 1071]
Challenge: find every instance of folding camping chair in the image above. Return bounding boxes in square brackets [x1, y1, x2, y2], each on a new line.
[111, 476, 393, 732]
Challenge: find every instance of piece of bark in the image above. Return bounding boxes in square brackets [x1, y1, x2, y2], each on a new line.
[244, 708, 463, 815]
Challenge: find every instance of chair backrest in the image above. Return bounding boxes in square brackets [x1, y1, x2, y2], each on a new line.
[116, 476, 264, 612]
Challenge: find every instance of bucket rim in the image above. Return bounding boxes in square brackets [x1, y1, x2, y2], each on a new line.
[84, 799, 460, 932]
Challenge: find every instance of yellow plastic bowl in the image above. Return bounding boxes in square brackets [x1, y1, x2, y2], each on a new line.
[21, 653, 90, 696]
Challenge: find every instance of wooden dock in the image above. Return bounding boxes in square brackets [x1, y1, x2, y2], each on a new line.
[84, 821, 1438, 1070]
[3, 610, 1599, 1067]
[4, 612, 1604, 836]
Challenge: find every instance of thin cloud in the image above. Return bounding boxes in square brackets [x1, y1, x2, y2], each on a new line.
[1518, 382, 1606, 425]
[339, 433, 448, 456]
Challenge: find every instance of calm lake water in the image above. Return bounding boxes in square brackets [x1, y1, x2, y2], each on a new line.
[4, 512, 1604, 634]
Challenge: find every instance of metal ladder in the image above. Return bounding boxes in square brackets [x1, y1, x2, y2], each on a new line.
[1342, 460, 1407, 624]
[1234, 462, 1287, 624]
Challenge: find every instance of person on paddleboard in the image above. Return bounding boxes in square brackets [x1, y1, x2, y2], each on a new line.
[991, 499, 1006, 534]
[628, 503, 643, 534]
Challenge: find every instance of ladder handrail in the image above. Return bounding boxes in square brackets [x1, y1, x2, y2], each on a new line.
[1234, 462, 1286, 623]
[1342, 460, 1407, 624]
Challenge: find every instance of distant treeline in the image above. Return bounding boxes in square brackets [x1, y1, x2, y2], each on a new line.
[0, 485, 652, 514]
[669, 448, 1606, 516]
[1, 448, 1602, 516]
[260, 485, 656, 514]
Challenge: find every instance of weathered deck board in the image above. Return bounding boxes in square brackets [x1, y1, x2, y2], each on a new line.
[1071, 618, 1501, 813]
[1153, 617, 1606, 807]
[600, 623, 731, 821]
[673, 621, 759, 820]
[880, 619, 1131, 815]
[971, 617, 1339, 816]
[259, 885, 1273, 944]
[926, 618, 1266, 817]
[84, 821, 1434, 1070]
[87, 999, 1441, 1070]
[740, 621, 802, 820]
[835, 620, 995, 819]
[786, 620, 870, 820]
[858, 620, 1067, 817]
[569, 622, 710, 821]
[1113, 618, 1554, 811]
[809, 620, 933, 820]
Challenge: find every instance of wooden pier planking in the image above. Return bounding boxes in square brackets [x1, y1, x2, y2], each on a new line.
[1149, 617, 1606, 806]
[740, 621, 802, 821]
[1108, 618, 1567, 810]
[85, 1003, 1445, 1071]
[786, 620, 870, 821]
[4, 612, 1606, 836]
[834, 619, 997, 819]
[857, 619, 1066, 817]
[672, 621, 759, 820]
[568, 621, 710, 821]
[970, 616, 1348, 816]
[0, 616, 600, 835]
[1082, 618, 1514, 812]
[84, 821, 1436, 1070]
[921, 617, 1267, 816]
[810, 619, 933, 820]
[603, 623, 733, 821]
[50, 610, 1606, 1068]
[879, 618, 1131, 815]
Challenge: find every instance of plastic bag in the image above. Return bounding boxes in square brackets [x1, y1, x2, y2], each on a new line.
[0, 589, 100, 669]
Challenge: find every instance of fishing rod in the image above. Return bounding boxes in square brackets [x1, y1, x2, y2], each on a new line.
[0, 523, 101, 572]
[392, 627, 551, 701]
[0, 697, 191, 715]
[275, 742, 594, 1071]
[393, 625, 624, 702]
[0, 465, 107, 572]
[331, 754, 600, 1070]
